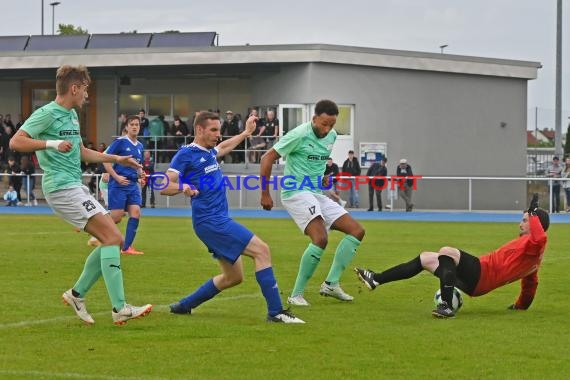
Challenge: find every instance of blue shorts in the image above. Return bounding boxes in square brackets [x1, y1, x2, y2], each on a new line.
[108, 184, 141, 211]
[194, 218, 254, 264]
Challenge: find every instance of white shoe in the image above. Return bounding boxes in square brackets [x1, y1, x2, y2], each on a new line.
[112, 303, 152, 325]
[340, 199, 347, 208]
[62, 289, 95, 324]
[267, 309, 305, 324]
[33, 199, 38, 206]
[319, 282, 354, 301]
[287, 295, 311, 306]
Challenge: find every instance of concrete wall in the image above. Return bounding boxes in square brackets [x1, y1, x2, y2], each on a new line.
[250, 62, 528, 210]
[0, 81, 22, 120]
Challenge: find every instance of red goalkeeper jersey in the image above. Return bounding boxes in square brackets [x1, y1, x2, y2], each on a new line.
[473, 215, 547, 309]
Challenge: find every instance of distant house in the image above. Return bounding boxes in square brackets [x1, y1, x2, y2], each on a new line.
[540, 129, 556, 142]
[527, 131, 540, 145]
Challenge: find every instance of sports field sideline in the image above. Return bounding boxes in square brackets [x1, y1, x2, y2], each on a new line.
[2, 205, 570, 224]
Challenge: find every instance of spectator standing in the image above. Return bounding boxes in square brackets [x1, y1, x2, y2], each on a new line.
[563, 157, 570, 212]
[171, 116, 189, 149]
[262, 109, 279, 150]
[221, 110, 241, 163]
[546, 156, 563, 213]
[148, 115, 165, 161]
[20, 155, 38, 206]
[137, 109, 150, 141]
[7, 156, 22, 204]
[342, 150, 361, 208]
[366, 157, 387, 211]
[141, 150, 155, 208]
[323, 157, 346, 207]
[247, 109, 266, 163]
[396, 158, 415, 212]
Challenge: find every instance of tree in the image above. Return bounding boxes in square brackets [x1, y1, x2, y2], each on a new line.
[58, 24, 88, 35]
[564, 124, 570, 156]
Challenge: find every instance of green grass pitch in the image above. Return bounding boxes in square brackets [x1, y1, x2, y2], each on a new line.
[0, 214, 568, 379]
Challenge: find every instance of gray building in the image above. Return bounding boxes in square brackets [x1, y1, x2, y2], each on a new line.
[0, 33, 541, 210]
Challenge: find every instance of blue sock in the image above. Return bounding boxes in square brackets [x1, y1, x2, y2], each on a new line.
[179, 278, 220, 310]
[123, 217, 139, 250]
[256, 267, 283, 317]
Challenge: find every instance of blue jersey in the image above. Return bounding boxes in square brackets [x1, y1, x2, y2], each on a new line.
[169, 143, 228, 224]
[107, 136, 144, 188]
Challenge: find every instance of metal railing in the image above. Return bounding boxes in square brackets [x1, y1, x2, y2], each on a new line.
[122, 135, 280, 164]
[2, 173, 568, 213]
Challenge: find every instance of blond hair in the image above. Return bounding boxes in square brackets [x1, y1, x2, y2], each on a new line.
[55, 65, 91, 95]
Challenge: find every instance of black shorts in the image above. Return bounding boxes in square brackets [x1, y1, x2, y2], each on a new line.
[455, 250, 481, 296]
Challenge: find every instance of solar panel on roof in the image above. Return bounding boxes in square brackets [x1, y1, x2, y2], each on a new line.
[0, 36, 30, 51]
[149, 32, 216, 48]
[26, 35, 89, 51]
[87, 34, 152, 49]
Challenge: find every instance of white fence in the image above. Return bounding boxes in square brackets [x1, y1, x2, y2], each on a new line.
[2, 173, 569, 213]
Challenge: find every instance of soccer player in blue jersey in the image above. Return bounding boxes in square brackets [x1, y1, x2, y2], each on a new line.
[104, 116, 145, 255]
[161, 111, 304, 323]
[260, 100, 366, 306]
[9, 65, 152, 325]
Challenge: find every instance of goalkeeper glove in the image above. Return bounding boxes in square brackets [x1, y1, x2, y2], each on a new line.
[528, 193, 539, 215]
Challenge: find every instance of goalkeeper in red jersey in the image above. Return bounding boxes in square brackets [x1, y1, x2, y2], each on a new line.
[355, 194, 549, 318]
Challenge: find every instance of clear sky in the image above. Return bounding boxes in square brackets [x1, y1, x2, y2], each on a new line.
[2, 0, 569, 129]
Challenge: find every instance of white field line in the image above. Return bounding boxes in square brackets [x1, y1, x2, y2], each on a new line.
[0, 293, 260, 330]
[0, 369, 166, 380]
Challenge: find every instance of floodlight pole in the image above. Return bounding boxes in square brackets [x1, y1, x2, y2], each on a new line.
[50, 1, 61, 35]
[439, 44, 448, 54]
[41, 0, 44, 35]
[554, 0, 563, 156]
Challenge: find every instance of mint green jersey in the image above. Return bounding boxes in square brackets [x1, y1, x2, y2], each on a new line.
[273, 122, 337, 199]
[21, 101, 83, 194]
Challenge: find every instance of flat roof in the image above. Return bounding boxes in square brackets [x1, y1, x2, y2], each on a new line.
[0, 42, 541, 79]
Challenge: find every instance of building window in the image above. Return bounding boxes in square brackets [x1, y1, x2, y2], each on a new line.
[148, 95, 171, 117]
[119, 94, 145, 116]
[174, 95, 190, 117]
[335, 105, 353, 136]
[32, 89, 56, 111]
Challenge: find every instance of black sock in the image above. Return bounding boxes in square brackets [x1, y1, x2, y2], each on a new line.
[434, 255, 457, 306]
[71, 289, 80, 297]
[373, 256, 423, 285]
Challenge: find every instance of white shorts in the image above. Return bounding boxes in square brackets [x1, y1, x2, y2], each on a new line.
[45, 185, 108, 230]
[282, 192, 348, 233]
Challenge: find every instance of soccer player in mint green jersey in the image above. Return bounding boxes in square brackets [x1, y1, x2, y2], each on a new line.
[9, 64, 152, 325]
[260, 100, 365, 306]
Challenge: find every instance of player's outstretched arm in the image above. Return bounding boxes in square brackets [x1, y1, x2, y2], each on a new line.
[160, 170, 198, 197]
[80, 144, 142, 171]
[216, 115, 257, 157]
[259, 148, 281, 210]
[10, 130, 72, 153]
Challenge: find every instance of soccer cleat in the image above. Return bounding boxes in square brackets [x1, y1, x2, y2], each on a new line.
[319, 282, 354, 301]
[432, 301, 456, 319]
[267, 309, 305, 324]
[87, 236, 101, 247]
[121, 246, 144, 255]
[169, 302, 192, 315]
[112, 304, 153, 325]
[62, 289, 95, 325]
[354, 267, 379, 290]
[287, 295, 311, 306]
